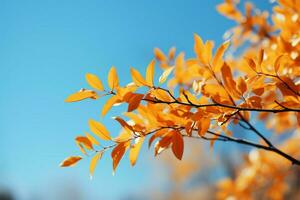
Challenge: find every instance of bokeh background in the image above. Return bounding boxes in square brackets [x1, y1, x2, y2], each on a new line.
[0, 0, 272, 199]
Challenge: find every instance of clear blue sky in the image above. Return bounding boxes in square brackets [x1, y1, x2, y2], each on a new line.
[0, 0, 271, 199]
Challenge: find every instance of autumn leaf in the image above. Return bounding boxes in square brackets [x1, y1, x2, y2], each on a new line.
[127, 93, 144, 112]
[75, 136, 93, 150]
[86, 73, 104, 91]
[129, 137, 145, 166]
[111, 142, 128, 173]
[212, 40, 230, 71]
[60, 156, 82, 167]
[90, 151, 103, 179]
[146, 60, 155, 87]
[154, 48, 167, 63]
[102, 95, 119, 116]
[130, 67, 148, 87]
[65, 90, 97, 102]
[89, 119, 111, 140]
[108, 66, 119, 90]
[85, 132, 100, 146]
[198, 118, 210, 137]
[159, 66, 174, 84]
[171, 130, 184, 160]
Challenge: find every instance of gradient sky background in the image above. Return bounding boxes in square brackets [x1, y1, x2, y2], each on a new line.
[0, 0, 272, 199]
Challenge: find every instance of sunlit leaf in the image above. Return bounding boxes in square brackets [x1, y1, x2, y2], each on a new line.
[108, 66, 119, 90]
[89, 151, 103, 179]
[60, 156, 82, 167]
[89, 119, 111, 140]
[65, 90, 97, 102]
[130, 67, 148, 87]
[129, 137, 145, 166]
[146, 60, 155, 87]
[86, 73, 104, 91]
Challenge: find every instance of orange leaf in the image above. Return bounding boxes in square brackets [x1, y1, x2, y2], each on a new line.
[198, 118, 210, 136]
[129, 137, 145, 166]
[60, 156, 82, 167]
[127, 94, 144, 112]
[75, 136, 93, 150]
[244, 57, 257, 72]
[89, 119, 111, 140]
[168, 47, 176, 60]
[113, 116, 134, 132]
[171, 130, 184, 160]
[237, 77, 247, 95]
[86, 73, 104, 91]
[111, 142, 128, 173]
[154, 48, 167, 63]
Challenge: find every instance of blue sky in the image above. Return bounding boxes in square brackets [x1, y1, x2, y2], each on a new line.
[0, 0, 272, 199]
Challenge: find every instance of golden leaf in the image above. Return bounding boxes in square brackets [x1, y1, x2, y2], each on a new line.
[65, 90, 97, 103]
[86, 73, 104, 91]
[89, 119, 111, 140]
[130, 67, 148, 86]
[85, 132, 100, 146]
[146, 60, 155, 87]
[108, 66, 119, 90]
[89, 151, 103, 179]
[102, 95, 119, 116]
[212, 40, 230, 71]
[154, 48, 167, 63]
[129, 137, 145, 166]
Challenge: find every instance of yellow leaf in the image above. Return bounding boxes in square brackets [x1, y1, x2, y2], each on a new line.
[90, 151, 103, 179]
[60, 156, 82, 167]
[102, 95, 119, 116]
[212, 40, 230, 71]
[130, 67, 148, 86]
[159, 66, 174, 84]
[108, 66, 119, 90]
[154, 48, 167, 63]
[65, 90, 97, 102]
[86, 73, 104, 91]
[129, 137, 145, 166]
[85, 132, 100, 146]
[89, 119, 111, 140]
[194, 34, 206, 63]
[146, 60, 155, 87]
